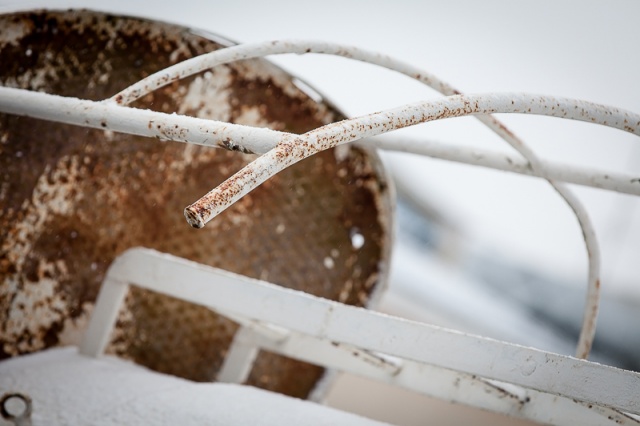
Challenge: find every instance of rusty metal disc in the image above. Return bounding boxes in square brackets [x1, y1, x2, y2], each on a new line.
[0, 10, 392, 398]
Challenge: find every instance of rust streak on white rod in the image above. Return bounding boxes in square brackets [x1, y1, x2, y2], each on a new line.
[0, 87, 285, 154]
[185, 92, 640, 228]
[111, 39, 459, 105]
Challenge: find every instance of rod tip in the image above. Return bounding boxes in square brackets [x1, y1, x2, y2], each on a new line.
[184, 207, 205, 229]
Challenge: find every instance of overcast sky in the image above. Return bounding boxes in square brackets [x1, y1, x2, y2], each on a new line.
[3, 0, 639, 297]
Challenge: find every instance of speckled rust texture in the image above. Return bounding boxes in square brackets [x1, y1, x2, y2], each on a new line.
[0, 10, 391, 398]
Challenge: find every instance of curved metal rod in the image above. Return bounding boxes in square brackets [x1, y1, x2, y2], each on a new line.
[184, 92, 640, 227]
[111, 40, 459, 105]
[0, 87, 284, 153]
[113, 40, 611, 358]
[370, 135, 640, 196]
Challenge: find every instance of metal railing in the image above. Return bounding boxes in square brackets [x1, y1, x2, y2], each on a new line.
[2, 37, 640, 425]
[80, 248, 640, 425]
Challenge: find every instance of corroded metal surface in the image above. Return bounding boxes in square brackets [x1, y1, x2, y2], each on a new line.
[0, 392, 32, 426]
[0, 10, 392, 398]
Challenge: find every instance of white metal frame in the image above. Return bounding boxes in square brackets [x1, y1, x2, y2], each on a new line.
[4, 35, 640, 425]
[80, 248, 640, 426]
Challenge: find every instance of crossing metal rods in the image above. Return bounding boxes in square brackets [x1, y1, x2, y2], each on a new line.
[2, 40, 639, 360]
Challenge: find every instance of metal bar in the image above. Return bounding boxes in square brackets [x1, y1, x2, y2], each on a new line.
[100, 248, 640, 415]
[254, 330, 635, 425]
[78, 278, 129, 357]
[184, 92, 640, 228]
[216, 327, 261, 384]
[79, 248, 638, 425]
[370, 136, 640, 196]
[111, 40, 459, 106]
[0, 87, 284, 155]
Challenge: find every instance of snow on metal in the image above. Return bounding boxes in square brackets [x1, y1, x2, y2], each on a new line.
[182, 91, 640, 227]
[81, 248, 640, 425]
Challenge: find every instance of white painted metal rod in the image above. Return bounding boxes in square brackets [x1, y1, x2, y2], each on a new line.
[251, 329, 634, 426]
[216, 327, 261, 384]
[185, 92, 640, 227]
[78, 278, 129, 357]
[0, 86, 284, 154]
[371, 136, 640, 196]
[1, 87, 634, 196]
[111, 39, 458, 105]
[564, 185, 601, 359]
[100, 249, 640, 415]
[80, 248, 636, 425]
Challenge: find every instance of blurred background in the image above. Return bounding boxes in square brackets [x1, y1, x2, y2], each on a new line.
[1, 1, 638, 425]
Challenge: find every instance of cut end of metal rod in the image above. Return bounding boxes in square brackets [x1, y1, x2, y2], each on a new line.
[184, 206, 206, 229]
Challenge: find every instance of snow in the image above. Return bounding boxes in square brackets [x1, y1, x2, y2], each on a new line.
[0, 347, 389, 426]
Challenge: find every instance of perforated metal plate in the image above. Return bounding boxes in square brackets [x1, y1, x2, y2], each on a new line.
[0, 10, 392, 398]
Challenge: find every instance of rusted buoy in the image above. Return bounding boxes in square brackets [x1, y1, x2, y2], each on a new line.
[0, 10, 392, 398]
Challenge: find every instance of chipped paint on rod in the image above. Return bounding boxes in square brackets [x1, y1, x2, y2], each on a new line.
[0, 87, 285, 154]
[111, 39, 459, 106]
[371, 136, 640, 196]
[184, 92, 640, 228]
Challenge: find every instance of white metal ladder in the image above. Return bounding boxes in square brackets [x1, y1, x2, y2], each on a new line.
[80, 248, 640, 426]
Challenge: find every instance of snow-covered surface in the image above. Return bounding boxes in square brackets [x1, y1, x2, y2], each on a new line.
[0, 347, 389, 426]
